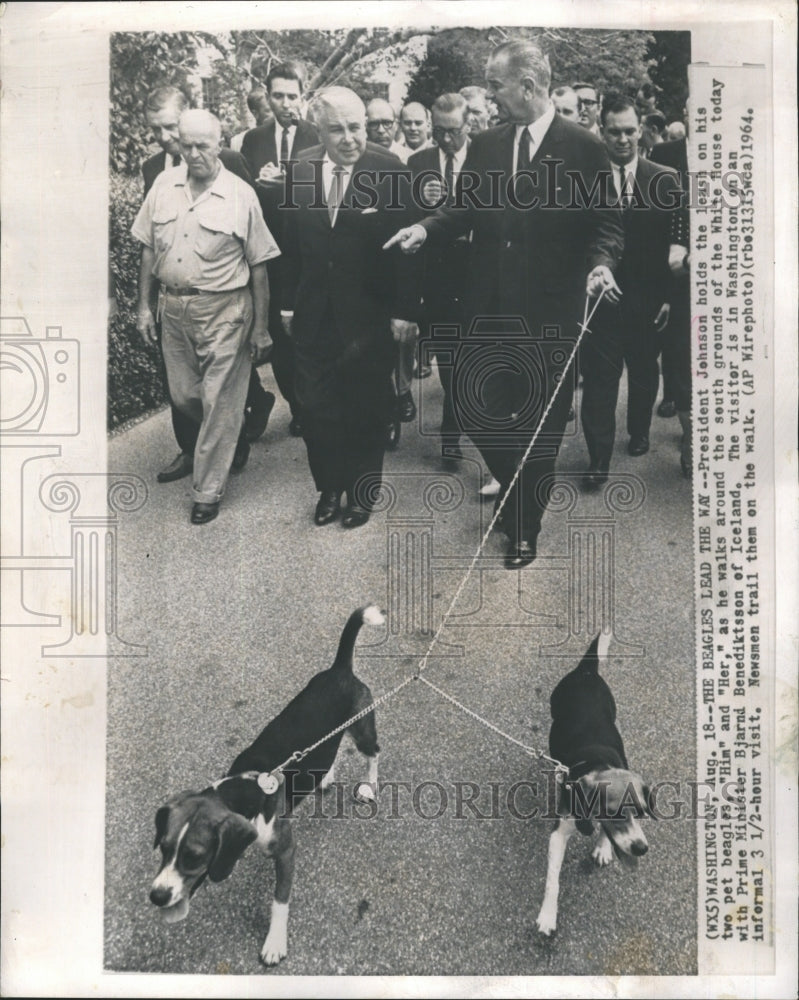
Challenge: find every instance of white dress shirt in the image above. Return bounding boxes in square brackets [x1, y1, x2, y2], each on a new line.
[513, 102, 556, 173]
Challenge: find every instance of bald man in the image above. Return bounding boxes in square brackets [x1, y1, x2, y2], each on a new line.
[399, 101, 432, 152]
[280, 88, 420, 529]
[133, 110, 280, 524]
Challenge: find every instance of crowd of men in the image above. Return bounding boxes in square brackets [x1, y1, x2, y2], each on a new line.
[131, 39, 690, 565]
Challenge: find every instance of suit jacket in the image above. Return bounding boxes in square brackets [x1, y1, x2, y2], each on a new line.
[280, 145, 419, 372]
[240, 119, 319, 238]
[141, 148, 252, 198]
[239, 118, 320, 177]
[420, 114, 623, 329]
[612, 157, 682, 318]
[407, 144, 470, 314]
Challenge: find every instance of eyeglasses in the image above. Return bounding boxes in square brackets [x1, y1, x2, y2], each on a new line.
[432, 126, 465, 139]
[367, 119, 395, 131]
[577, 98, 598, 109]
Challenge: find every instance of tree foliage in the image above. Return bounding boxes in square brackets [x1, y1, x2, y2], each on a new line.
[645, 31, 691, 123]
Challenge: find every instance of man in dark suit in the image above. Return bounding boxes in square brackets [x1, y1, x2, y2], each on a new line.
[141, 86, 274, 484]
[240, 63, 319, 437]
[579, 94, 683, 484]
[408, 92, 472, 463]
[280, 87, 419, 529]
[650, 134, 692, 475]
[385, 39, 623, 568]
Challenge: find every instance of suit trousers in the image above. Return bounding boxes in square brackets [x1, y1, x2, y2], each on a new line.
[580, 307, 661, 466]
[454, 309, 577, 545]
[295, 312, 392, 508]
[160, 287, 252, 503]
[266, 258, 299, 418]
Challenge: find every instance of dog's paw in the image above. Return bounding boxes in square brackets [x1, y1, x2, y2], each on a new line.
[260, 929, 287, 966]
[592, 837, 614, 867]
[535, 907, 557, 937]
[354, 781, 376, 803]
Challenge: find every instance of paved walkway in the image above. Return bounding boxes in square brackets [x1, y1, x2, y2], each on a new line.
[105, 363, 696, 977]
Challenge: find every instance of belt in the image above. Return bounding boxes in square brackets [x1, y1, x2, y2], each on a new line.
[162, 285, 203, 296]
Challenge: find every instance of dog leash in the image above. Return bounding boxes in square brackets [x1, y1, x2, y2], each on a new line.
[266, 290, 607, 786]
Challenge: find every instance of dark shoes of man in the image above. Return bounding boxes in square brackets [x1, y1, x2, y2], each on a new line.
[386, 417, 401, 450]
[231, 437, 250, 471]
[342, 505, 370, 529]
[191, 501, 220, 525]
[314, 491, 341, 526]
[628, 435, 650, 457]
[398, 392, 417, 423]
[243, 391, 276, 443]
[657, 398, 676, 418]
[289, 415, 303, 437]
[157, 452, 193, 483]
[504, 538, 537, 570]
[441, 437, 464, 467]
[582, 462, 609, 491]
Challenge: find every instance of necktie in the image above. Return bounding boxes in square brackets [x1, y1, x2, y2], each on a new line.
[280, 127, 289, 169]
[517, 128, 533, 173]
[328, 166, 346, 225]
[444, 152, 455, 206]
[619, 165, 631, 209]
[172, 154, 181, 167]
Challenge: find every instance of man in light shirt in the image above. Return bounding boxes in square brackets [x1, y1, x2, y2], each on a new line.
[399, 101, 432, 152]
[133, 110, 280, 525]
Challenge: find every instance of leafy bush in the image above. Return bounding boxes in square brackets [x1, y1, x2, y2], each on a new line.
[108, 170, 168, 430]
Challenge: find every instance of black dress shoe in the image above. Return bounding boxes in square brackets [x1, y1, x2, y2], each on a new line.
[657, 399, 676, 418]
[314, 491, 341, 526]
[244, 391, 275, 442]
[628, 435, 650, 457]
[504, 538, 537, 570]
[157, 452, 193, 483]
[582, 464, 609, 491]
[191, 501, 220, 525]
[342, 506, 370, 529]
[289, 416, 303, 437]
[386, 419, 401, 450]
[398, 392, 416, 422]
[441, 438, 464, 461]
[232, 437, 250, 471]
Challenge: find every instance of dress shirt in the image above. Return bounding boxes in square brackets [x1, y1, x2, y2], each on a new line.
[437, 141, 469, 188]
[613, 156, 639, 204]
[132, 162, 279, 291]
[321, 157, 352, 226]
[275, 122, 297, 163]
[512, 103, 556, 174]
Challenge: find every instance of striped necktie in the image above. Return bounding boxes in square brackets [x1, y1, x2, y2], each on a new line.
[444, 152, 455, 206]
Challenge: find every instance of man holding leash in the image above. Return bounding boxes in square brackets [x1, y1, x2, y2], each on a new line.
[385, 39, 623, 568]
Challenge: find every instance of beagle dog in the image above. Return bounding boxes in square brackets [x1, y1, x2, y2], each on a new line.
[150, 605, 384, 965]
[535, 634, 655, 936]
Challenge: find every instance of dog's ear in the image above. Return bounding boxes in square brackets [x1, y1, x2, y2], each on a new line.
[154, 806, 170, 849]
[643, 783, 658, 821]
[208, 813, 258, 882]
[153, 791, 195, 849]
[576, 818, 594, 836]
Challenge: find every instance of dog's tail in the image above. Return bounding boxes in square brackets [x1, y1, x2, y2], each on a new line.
[331, 605, 386, 671]
[577, 632, 611, 673]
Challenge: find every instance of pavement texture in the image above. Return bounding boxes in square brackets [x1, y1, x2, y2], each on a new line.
[105, 361, 696, 977]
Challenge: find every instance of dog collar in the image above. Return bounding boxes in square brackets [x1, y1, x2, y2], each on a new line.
[211, 770, 282, 794]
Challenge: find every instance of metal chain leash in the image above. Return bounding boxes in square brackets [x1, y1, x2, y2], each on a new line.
[269, 290, 608, 783]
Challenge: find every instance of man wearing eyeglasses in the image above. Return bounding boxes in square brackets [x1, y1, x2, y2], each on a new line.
[366, 98, 409, 163]
[407, 92, 472, 463]
[573, 82, 601, 135]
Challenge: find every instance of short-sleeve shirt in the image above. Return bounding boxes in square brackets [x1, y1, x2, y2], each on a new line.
[131, 162, 280, 291]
